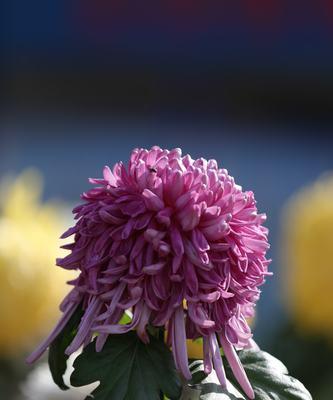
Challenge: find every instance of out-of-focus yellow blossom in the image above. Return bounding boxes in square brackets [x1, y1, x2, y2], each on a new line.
[281, 174, 333, 340]
[187, 338, 204, 359]
[0, 170, 74, 356]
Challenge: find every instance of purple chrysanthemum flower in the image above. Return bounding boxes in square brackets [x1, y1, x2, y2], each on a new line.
[28, 146, 271, 399]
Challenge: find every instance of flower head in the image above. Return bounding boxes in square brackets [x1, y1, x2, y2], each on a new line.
[28, 147, 270, 398]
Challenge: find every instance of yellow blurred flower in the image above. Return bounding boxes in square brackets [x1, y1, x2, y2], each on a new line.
[187, 338, 204, 359]
[0, 170, 74, 356]
[281, 174, 333, 340]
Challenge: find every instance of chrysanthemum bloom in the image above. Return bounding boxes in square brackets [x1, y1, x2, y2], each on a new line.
[0, 170, 71, 355]
[281, 174, 333, 342]
[28, 147, 270, 398]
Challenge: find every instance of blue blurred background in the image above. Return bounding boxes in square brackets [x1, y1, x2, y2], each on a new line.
[1, 1, 333, 399]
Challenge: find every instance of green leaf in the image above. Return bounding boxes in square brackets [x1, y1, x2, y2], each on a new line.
[186, 360, 245, 400]
[186, 350, 312, 400]
[225, 349, 312, 400]
[199, 380, 245, 400]
[189, 360, 208, 385]
[48, 305, 83, 390]
[70, 331, 182, 400]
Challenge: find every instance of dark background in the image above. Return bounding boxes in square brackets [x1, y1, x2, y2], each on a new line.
[2, 1, 333, 122]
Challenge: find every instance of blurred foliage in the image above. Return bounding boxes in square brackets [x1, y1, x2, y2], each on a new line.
[269, 322, 333, 399]
[0, 357, 29, 399]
